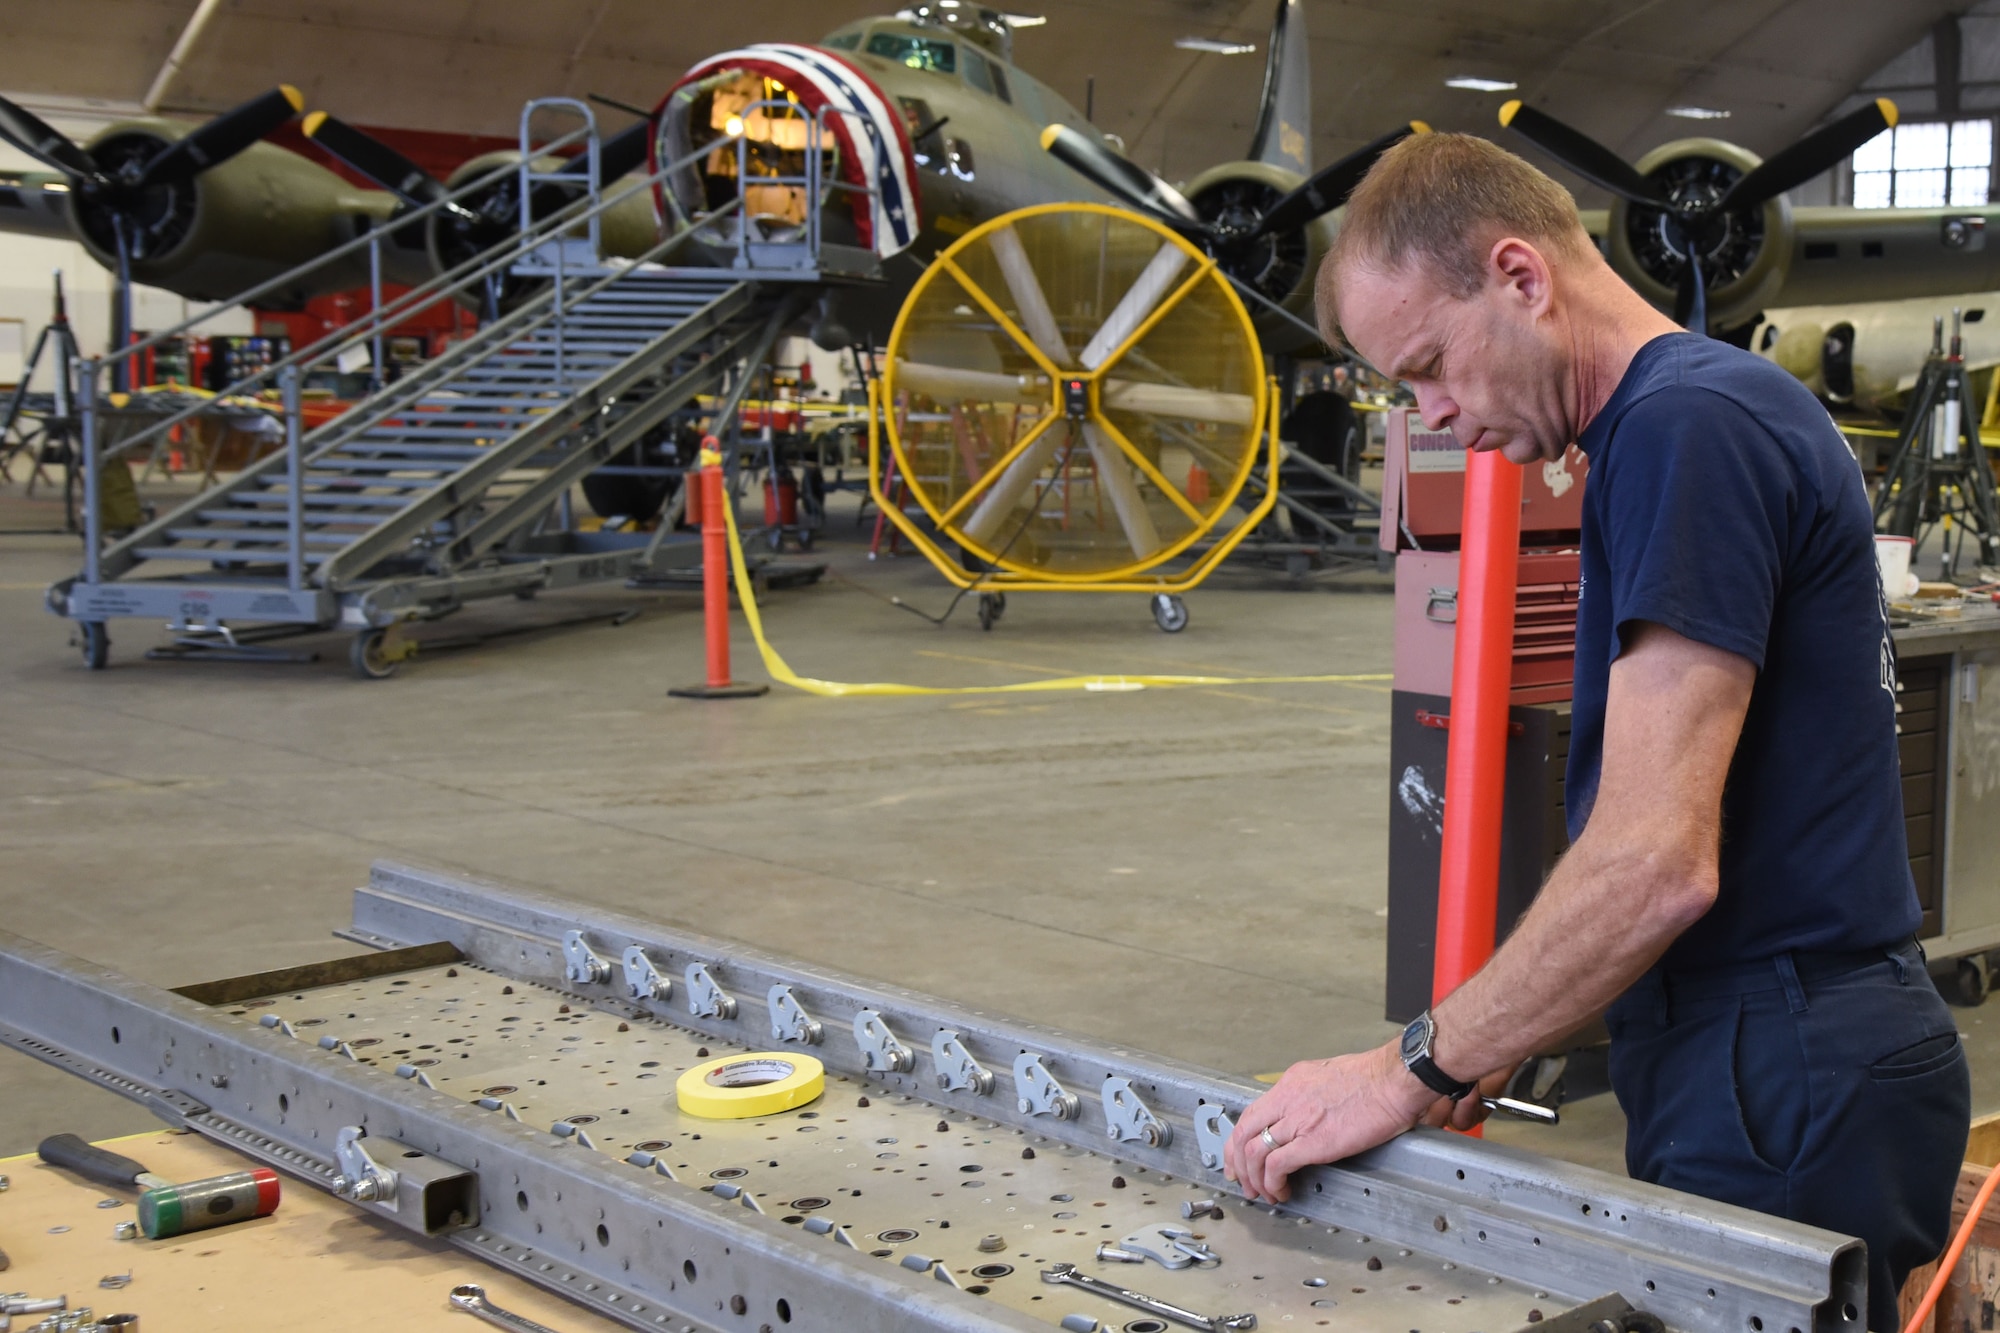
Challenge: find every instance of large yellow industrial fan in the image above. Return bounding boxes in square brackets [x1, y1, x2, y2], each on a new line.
[872, 202, 1278, 632]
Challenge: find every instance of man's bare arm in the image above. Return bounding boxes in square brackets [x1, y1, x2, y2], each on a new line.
[1226, 621, 1755, 1201]
[1427, 620, 1754, 1078]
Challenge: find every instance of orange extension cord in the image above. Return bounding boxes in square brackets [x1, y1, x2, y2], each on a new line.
[1903, 1165, 2000, 1333]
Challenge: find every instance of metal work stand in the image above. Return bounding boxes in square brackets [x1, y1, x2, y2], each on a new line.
[1875, 310, 2000, 580]
[0, 272, 82, 531]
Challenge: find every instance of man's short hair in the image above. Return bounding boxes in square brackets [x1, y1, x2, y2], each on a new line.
[1318, 132, 1591, 348]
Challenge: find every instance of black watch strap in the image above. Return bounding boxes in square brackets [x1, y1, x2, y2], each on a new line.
[1401, 1011, 1476, 1101]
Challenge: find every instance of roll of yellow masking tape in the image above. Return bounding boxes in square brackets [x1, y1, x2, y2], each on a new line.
[675, 1052, 826, 1119]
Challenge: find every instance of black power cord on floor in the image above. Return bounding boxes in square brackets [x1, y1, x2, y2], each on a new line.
[889, 428, 1078, 627]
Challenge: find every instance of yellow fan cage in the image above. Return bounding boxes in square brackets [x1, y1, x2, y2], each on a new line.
[870, 202, 1278, 625]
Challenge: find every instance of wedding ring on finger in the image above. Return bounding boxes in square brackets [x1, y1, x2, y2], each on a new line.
[1259, 1126, 1282, 1150]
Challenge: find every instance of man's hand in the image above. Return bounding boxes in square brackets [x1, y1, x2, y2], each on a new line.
[1223, 1042, 1435, 1203]
[1225, 1048, 1524, 1202]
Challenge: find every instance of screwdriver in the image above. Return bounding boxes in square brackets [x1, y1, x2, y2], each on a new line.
[1483, 1095, 1560, 1124]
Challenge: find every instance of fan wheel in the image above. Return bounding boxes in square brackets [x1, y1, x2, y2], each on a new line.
[882, 203, 1267, 584]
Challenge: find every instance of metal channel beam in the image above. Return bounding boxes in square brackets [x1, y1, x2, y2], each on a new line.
[0, 860, 1867, 1333]
[0, 929, 1039, 1333]
[350, 862, 1867, 1333]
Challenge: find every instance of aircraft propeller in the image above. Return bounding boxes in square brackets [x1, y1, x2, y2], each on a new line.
[0, 86, 304, 383]
[1040, 121, 1427, 244]
[1498, 97, 1899, 331]
[302, 110, 655, 314]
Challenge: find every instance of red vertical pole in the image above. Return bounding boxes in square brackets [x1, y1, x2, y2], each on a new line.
[668, 438, 768, 700]
[1433, 448, 1524, 1003]
[700, 454, 732, 688]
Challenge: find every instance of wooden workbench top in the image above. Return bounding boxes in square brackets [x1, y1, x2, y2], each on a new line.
[0, 1129, 623, 1331]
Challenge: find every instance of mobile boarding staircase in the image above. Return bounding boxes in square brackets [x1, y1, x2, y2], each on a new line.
[47, 100, 878, 677]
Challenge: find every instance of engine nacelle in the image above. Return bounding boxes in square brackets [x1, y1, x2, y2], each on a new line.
[1753, 292, 2000, 412]
[1182, 159, 1335, 355]
[71, 120, 421, 306]
[1606, 137, 1794, 331]
[430, 151, 663, 307]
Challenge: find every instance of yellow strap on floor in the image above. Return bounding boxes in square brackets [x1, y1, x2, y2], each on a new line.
[718, 494, 1392, 697]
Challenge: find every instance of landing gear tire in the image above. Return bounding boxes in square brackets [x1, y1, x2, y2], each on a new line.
[80, 621, 108, 670]
[351, 629, 400, 681]
[1152, 593, 1188, 633]
[978, 593, 1006, 631]
[581, 453, 676, 525]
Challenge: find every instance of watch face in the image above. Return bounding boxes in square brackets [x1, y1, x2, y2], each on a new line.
[1400, 1015, 1428, 1062]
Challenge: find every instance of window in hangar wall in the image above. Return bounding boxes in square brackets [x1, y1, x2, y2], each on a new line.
[1851, 118, 1994, 207]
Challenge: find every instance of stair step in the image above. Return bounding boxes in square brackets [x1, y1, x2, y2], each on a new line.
[196, 507, 378, 526]
[305, 458, 458, 475]
[562, 314, 692, 327]
[413, 397, 560, 409]
[347, 428, 505, 444]
[162, 527, 353, 547]
[237, 491, 409, 509]
[135, 547, 331, 566]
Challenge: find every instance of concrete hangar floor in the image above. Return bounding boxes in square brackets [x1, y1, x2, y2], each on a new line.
[6, 479, 2000, 1181]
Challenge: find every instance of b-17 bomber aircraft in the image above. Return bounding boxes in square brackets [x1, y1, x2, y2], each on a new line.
[1496, 99, 2000, 340]
[0, 0, 1410, 359]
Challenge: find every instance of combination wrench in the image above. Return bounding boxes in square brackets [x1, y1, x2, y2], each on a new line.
[1041, 1264, 1256, 1331]
[449, 1284, 568, 1333]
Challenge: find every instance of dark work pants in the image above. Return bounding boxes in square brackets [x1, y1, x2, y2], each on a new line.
[1605, 940, 1970, 1332]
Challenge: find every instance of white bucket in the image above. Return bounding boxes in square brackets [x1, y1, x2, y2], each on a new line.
[1875, 534, 1916, 600]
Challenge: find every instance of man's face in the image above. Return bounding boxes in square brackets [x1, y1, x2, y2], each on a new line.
[1335, 250, 1571, 464]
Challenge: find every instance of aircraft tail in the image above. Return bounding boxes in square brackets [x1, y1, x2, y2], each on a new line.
[1246, 0, 1310, 175]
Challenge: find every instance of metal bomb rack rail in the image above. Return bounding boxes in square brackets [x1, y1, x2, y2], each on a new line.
[0, 862, 1864, 1332]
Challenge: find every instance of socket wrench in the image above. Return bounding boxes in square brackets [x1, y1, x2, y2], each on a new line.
[1041, 1264, 1255, 1331]
[449, 1284, 567, 1333]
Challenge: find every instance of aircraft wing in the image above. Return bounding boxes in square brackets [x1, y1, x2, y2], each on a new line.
[0, 170, 73, 240]
[1777, 206, 2000, 308]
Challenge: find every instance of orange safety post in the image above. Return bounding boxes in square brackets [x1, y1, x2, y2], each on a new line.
[668, 438, 769, 700]
[1432, 447, 1524, 1130]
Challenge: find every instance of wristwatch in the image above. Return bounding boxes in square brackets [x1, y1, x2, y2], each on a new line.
[1400, 1010, 1476, 1101]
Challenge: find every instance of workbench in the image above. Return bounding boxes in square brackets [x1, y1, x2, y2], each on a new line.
[0, 862, 1866, 1333]
[1, 1129, 621, 1332]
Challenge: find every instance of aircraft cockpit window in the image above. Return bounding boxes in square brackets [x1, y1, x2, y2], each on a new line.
[958, 50, 1013, 103]
[962, 51, 994, 96]
[865, 33, 957, 74]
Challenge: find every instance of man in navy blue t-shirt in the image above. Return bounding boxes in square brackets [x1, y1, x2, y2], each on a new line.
[1223, 133, 1969, 1328]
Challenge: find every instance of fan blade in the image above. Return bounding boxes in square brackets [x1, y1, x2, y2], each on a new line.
[1498, 101, 1666, 206]
[0, 95, 98, 180]
[1718, 98, 1897, 212]
[1249, 121, 1427, 238]
[558, 116, 653, 185]
[1040, 124, 1205, 227]
[301, 112, 447, 207]
[136, 85, 302, 187]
